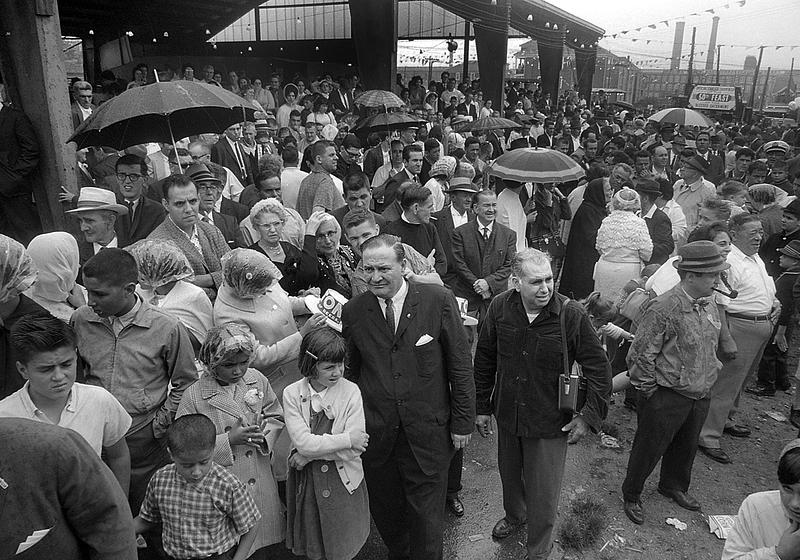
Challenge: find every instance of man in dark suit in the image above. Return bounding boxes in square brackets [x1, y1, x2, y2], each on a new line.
[188, 163, 243, 248]
[536, 120, 556, 148]
[329, 76, 355, 119]
[114, 154, 166, 246]
[342, 234, 475, 560]
[0, 89, 42, 245]
[636, 179, 674, 265]
[211, 123, 255, 186]
[420, 139, 440, 186]
[363, 132, 389, 182]
[451, 189, 516, 320]
[70, 80, 97, 130]
[456, 89, 478, 119]
[694, 130, 725, 186]
[376, 144, 423, 213]
[432, 177, 476, 287]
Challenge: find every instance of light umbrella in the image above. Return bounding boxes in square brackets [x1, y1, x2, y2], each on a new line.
[353, 89, 404, 109]
[67, 80, 257, 152]
[488, 147, 586, 184]
[453, 116, 521, 133]
[647, 107, 714, 128]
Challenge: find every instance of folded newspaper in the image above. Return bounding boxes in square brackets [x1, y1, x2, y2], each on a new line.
[707, 515, 736, 539]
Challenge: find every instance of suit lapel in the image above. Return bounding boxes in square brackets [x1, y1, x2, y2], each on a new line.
[364, 293, 395, 340]
[395, 285, 419, 341]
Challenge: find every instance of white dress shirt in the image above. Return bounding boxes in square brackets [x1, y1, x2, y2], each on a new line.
[450, 206, 469, 229]
[377, 279, 409, 332]
[722, 245, 776, 314]
[92, 236, 118, 255]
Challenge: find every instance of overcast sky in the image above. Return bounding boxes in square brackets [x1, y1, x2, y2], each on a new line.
[558, 0, 800, 70]
[398, 0, 800, 73]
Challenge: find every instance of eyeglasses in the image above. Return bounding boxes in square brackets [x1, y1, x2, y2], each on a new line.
[255, 221, 282, 230]
[116, 173, 143, 182]
[196, 184, 221, 193]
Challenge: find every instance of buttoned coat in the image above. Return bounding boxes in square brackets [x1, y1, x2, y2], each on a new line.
[450, 220, 516, 307]
[342, 282, 475, 476]
[177, 369, 285, 552]
[432, 205, 475, 286]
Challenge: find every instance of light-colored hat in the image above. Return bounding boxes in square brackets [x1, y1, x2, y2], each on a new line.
[430, 156, 457, 180]
[447, 176, 479, 193]
[305, 288, 348, 332]
[65, 187, 128, 215]
[321, 124, 339, 141]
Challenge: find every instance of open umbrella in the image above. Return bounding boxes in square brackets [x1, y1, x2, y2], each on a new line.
[452, 116, 521, 133]
[611, 100, 635, 112]
[353, 89, 404, 109]
[67, 80, 257, 151]
[352, 112, 425, 133]
[648, 107, 714, 128]
[488, 147, 585, 184]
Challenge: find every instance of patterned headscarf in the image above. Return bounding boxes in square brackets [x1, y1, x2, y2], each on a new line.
[26, 232, 79, 303]
[126, 240, 194, 289]
[221, 248, 282, 299]
[199, 323, 257, 376]
[0, 234, 37, 304]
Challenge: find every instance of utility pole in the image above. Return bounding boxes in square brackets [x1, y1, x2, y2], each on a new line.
[684, 26, 696, 100]
[716, 44, 721, 84]
[759, 66, 771, 112]
[789, 57, 795, 96]
[747, 45, 765, 122]
[462, 21, 470, 83]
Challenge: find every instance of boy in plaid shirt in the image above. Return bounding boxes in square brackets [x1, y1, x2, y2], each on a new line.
[134, 414, 261, 560]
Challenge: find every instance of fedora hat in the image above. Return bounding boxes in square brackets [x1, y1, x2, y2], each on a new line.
[447, 176, 479, 193]
[304, 289, 348, 332]
[784, 199, 800, 218]
[673, 240, 730, 274]
[779, 240, 800, 260]
[681, 154, 710, 174]
[186, 162, 221, 185]
[66, 187, 128, 215]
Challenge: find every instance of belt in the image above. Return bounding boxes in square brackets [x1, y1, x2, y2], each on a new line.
[727, 312, 771, 322]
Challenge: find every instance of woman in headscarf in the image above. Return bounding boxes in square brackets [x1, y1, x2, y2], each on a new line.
[177, 324, 285, 559]
[559, 178, 610, 299]
[313, 214, 357, 299]
[127, 240, 213, 352]
[593, 187, 652, 301]
[213, 248, 327, 482]
[0, 234, 44, 398]
[276, 83, 301, 129]
[423, 156, 456, 213]
[722, 439, 800, 559]
[249, 200, 327, 295]
[25, 232, 85, 322]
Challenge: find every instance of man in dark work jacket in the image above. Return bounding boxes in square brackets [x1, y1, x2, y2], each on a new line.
[474, 248, 611, 560]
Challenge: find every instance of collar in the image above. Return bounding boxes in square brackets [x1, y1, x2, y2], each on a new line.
[168, 216, 197, 240]
[401, 212, 419, 225]
[643, 204, 657, 219]
[681, 177, 704, 191]
[112, 294, 142, 323]
[511, 289, 563, 321]
[451, 205, 468, 218]
[225, 135, 239, 150]
[730, 243, 758, 262]
[477, 219, 494, 234]
[93, 236, 118, 253]
[389, 279, 409, 306]
[20, 381, 77, 418]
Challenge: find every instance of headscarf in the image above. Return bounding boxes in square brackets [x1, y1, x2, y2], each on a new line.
[222, 248, 282, 299]
[199, 323, 257, 376]
[0, 234, 37, 304]
[26, 232, 78, 303]
[127, 240, 194, 289]
[430, 156, 457, 181]
[583, 178, 608, 210]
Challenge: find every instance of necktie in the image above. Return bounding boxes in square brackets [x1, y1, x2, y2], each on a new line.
[126, 200, 135, 223]
[482, 226, 490, 242]
[202, 213, 212, 224]
[692, 298, 710, 312]
[384, 298, 395, 333]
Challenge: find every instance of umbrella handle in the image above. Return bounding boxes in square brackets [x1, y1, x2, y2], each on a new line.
[168, 117, 181, 173]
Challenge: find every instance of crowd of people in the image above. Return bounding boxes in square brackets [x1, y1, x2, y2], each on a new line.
[2, 59, 800, 560]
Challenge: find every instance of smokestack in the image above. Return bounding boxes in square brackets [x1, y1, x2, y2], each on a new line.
[671, 21, 685, 71]
[705, 16, 720, 70]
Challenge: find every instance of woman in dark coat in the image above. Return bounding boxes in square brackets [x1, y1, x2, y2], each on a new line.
[559, 178, 609, 299]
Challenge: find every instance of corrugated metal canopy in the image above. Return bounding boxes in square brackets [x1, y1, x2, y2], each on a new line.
[58, 0, 265, 41]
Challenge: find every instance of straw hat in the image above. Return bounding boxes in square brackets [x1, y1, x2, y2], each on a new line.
[65, 187, 128, 215]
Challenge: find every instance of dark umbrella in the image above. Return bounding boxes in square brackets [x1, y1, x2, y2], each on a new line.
[67, 80, 257, 151]
[611, 100, 635, 111]
[452, 116, 522, 133]
[352, 112, 425, 133]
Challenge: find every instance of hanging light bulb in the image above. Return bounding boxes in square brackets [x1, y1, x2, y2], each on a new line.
[163, 31, 169, 38]
[553, 24, 558, 30]
[296, 17, 301, 24]
[205, 28, 211, 35]
[212, 43, 217, 49]
[126, 30, 134, 37]
[152, 37, 157, 43]
[315, 45, 320, 51]
[490, 0, 497, 5]
[88, 29, 95, 35]
[527, 14, 533, 21]
[247, 45, 253, 52]
[544, 22, 550, 28]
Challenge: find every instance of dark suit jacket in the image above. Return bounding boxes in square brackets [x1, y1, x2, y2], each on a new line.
[0, 105, 40, 197]
[536, 133, 554, 148]
[378, 168, 415, 212]
[432, 206, 475, 286]
[697, 151, 725, 186]
[329, 89, 354, 117]
[450, 220, 516, 307]
[116, 197, 166, 247]
[70, 102, 96, 130]
[342, 282, 476, 475]
[644, 207, 674, 266]
[219, 197, 249, 223]
[208, 211, 240, 248]
[456, 102, 477, 119]
[363, 147, 385, 181]
[211, 138, 255, 185]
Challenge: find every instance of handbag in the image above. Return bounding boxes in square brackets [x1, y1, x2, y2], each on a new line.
[558, 297, 586, 413]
